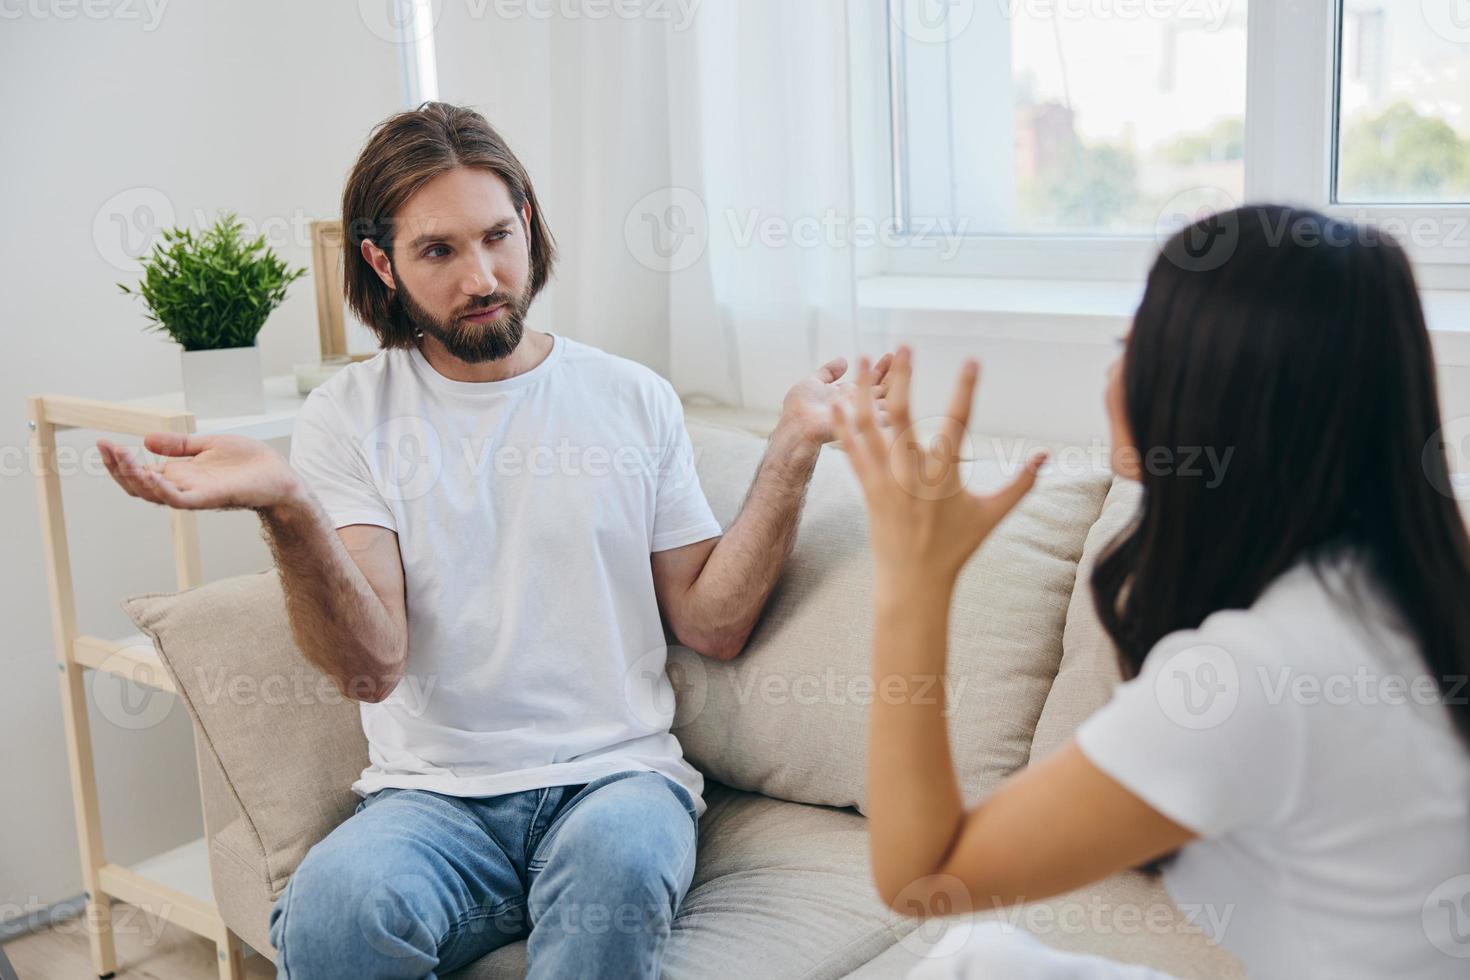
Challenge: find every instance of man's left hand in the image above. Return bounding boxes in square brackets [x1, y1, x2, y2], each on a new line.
[779, 353, 896, 447]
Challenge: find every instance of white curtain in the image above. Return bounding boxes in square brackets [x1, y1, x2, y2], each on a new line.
[435, 8, 678, 376]
[662, 1, 861, 410]
[435, 3, 861, 409]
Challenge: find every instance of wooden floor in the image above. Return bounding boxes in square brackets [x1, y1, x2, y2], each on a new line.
[3, 905, 273, 980]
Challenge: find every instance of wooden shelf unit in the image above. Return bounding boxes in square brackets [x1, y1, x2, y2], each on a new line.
[27, 378, 306, 980]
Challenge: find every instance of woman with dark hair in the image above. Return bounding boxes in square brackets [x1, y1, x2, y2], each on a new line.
[833, 205, 1470, 978]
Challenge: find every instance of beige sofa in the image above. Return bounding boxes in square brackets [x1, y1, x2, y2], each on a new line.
[124, 419, 1245, 979]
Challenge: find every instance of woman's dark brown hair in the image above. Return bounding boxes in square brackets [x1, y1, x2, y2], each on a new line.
[340, 101, 557, 349]
[1093, 204, 1470, 752]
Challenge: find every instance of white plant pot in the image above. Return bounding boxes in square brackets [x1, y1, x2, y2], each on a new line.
[181, 345, 266, 418]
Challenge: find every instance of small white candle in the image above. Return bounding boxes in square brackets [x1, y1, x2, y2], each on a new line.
[293, 357, 350, 394]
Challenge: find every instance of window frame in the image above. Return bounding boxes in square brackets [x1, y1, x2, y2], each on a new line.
[396, 0, 440, 110]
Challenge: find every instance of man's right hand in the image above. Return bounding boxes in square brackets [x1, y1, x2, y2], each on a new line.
[98, 433, 304, 514]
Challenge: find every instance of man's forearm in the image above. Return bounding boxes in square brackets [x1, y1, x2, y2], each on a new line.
[681, 423, 821, 657]
[257, 490, 405, 701]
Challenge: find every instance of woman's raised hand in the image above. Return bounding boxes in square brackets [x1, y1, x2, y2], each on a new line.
[831, 346, 1048, 591]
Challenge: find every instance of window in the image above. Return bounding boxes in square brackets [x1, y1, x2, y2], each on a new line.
[1336, 0, 1470, 204]
[891, 0, 1248, 236]
[868, 0, 1470, 284]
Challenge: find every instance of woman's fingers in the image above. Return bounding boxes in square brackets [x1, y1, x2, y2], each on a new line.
[831, 403, 873, 479]
[886, 346, 913, 433]
[942, 360, 980, 446]
[853, 356, 888, 463]
[981, 450, 1049, 520]
[853, 356, 874, 426]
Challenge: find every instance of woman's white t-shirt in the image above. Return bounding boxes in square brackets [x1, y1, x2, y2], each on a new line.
[288, 334, 724, 814]
[1075, 554, 1470, 978]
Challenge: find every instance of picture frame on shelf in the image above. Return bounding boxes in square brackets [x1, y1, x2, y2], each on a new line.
[309, 219, 380, 363]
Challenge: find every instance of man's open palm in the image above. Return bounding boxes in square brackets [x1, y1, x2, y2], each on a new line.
[98, 432, 301, 512]
[782, 352, 895, 445]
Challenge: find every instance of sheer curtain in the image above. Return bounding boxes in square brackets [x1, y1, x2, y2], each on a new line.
[435, 2, 862, 410]
[661, 1, 861, 410]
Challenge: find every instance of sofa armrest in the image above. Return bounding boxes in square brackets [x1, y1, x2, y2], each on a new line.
[124, 568, 369, 945]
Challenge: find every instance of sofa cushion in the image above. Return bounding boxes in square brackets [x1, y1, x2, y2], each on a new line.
[672, 421, 1111, 813]
[449, 781, 918, 979]
[123, 569, 369, 898]
[1029, 477, 1142, 763]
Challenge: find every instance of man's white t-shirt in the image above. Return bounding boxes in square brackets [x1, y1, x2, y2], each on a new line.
[1075, 553, 1470, 979]
[288, 333, 724, 816]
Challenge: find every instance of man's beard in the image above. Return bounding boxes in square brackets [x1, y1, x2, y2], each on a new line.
[395, 278, 531, 364]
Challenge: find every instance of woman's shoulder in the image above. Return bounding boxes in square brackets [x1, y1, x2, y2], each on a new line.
[1129, 553, 1405, 733]
[1236, 551, 1416, 673]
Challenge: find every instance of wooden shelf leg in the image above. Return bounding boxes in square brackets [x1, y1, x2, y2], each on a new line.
[217, 929, 246, 980]
[56, 623, 120, 978]
[30, 400, 119, 979]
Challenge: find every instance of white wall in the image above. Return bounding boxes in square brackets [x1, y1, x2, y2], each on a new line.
[0, 1, 400, 923]
[432, 6, 675, 374]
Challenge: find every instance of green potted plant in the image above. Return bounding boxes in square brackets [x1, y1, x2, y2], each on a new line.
[119, 211, 306, 417]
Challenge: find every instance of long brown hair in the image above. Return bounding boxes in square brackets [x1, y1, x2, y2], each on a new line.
[1093, 204, 1470, 750]
[339, 101, 558, 349]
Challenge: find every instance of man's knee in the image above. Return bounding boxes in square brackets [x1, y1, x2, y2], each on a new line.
[270, 845, 441, 978]
[532, 869, 676, 945]
[533, 820, 689, 937]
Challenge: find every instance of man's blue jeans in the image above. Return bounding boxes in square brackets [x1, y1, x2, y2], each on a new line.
[267, 769, 700, 978]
